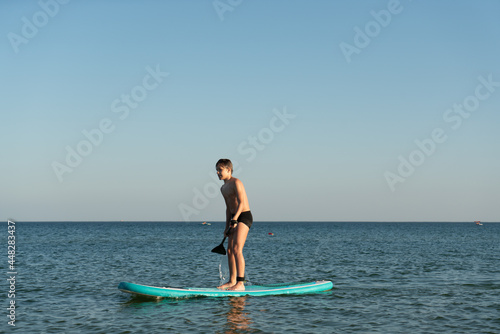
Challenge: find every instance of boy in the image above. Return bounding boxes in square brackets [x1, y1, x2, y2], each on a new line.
[215, 159, 253, 291]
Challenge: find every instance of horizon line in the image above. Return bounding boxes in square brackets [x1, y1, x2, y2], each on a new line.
[7, 220, 498, 223]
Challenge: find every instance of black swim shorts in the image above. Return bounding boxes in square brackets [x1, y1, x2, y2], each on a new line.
[236, 211, 253, 229]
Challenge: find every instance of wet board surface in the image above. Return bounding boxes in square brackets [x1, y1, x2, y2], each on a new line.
[118, 280, 333, 298]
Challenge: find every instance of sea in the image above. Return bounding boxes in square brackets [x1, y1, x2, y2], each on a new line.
[3, 221, 499, 333]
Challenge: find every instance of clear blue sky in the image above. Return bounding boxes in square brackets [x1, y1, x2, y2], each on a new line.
[1, 0, 499, 222]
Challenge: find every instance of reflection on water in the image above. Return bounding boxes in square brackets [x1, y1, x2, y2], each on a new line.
[118, 294, 185, 318]
[119, 294, 255, 333]
[224, 296, 253, 333]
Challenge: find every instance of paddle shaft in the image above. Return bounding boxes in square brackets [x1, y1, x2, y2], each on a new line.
[221, 227, 232, 243]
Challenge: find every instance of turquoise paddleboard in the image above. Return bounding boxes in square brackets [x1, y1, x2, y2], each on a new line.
[118, 280, 333, 298]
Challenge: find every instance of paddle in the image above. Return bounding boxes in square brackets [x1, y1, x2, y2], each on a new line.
[211, 228, 231, 255]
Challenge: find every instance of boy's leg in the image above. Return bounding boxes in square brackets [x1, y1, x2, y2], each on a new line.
[227, 235, 238, 285]
[217, 233, 237, 289]
[227, 223, 249, 291]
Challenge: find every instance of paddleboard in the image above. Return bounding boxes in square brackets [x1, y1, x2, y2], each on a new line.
[118, 280, 333, 298]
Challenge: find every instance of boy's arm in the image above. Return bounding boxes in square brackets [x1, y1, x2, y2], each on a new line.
[231, 179, 248, 221]
[225, 207, 231, 230]
[224, 200, 232, 236]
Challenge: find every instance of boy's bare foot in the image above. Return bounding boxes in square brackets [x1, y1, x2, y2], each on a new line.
[217, 281, 235, 290]
[227, 282, 245, 291]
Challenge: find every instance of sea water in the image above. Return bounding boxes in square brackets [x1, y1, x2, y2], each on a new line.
[2, 221, 499, 333]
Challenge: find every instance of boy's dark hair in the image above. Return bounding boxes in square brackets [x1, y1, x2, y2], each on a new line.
[216, 159, 233, 173]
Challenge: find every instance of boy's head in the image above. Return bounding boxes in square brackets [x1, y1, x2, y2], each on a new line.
[216, 159, 233, 172]
[215, 159, 233, 182]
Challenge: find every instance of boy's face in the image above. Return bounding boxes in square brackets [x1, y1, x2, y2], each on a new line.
[216, 164, 231, 180]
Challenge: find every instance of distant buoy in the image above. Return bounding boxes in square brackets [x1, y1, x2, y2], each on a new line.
[268, 233, 274, 236]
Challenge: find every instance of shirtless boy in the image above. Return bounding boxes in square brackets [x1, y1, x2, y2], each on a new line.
[215, 159, 253, 291]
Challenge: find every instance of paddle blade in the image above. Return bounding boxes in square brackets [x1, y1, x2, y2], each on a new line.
[212, 230, 230, 255]
[211, 243, 226, 255]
